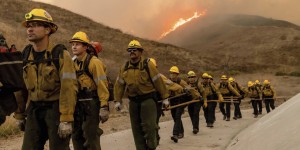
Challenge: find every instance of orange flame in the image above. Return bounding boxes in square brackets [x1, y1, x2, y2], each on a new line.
[159, 10, 207, 39]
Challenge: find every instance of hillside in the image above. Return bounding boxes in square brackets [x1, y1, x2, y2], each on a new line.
[0, 0, 213, 78]
[161, 14, 300, 73]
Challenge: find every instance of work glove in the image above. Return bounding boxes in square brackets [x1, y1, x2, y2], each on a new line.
[16, 119, 26, 131]
[218, 97, 224, 103]
[99, 107, 109, 123]
[183, 88, 192, 96]
[162, 98, 170, 109]
[114, 102, 122, 111]
[203, 102, 208, 108]
[57, 122, 72, 139]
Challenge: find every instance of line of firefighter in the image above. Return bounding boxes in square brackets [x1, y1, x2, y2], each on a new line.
[8, 8, 276, 150]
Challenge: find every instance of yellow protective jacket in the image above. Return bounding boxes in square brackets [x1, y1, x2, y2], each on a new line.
[171, 78, 200, 99]
[74, 53, 109, 107]
[188, 81, 207, 101]
[22, 46, 78, 122]
[114, 57, 169, 102]
[161, 74, 183, 95]
[231, 81, 247, 95]
[217, 81, 240, 96]
[200, 82, 223, 100]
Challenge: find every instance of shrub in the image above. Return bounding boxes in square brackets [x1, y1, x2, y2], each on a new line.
[289, 71, 300, 77]
[229, 70, 240, 76]
[0, 116, 21, 138]
[275, 71, 287, 76]
[280, 35, 287, 40]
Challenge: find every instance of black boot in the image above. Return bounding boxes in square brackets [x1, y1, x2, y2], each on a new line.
[171, 135, 178, 143]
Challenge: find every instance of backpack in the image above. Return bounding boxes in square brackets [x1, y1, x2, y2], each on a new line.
[262, 86, 273, 97]
[0, 51, 25, 91]
[22, 44, 67, 70]
[248, 86, 259, 97]
[75, 54, 114, 101]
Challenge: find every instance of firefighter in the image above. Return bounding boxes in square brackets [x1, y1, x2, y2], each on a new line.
[149, 58, 183, 145]
[16, 9, 78, 149]
[262, 80, 276, 113]
[186, 71, 207, 134]
[70, 31, 109, 150]
[114, 40, 169, 150]
[247, 81, 262, 118]
[255, 80, 263, 114]
[217, 75, 240, 121]
[168, 66, 200, 142]
[199, 73, 223, 127]
[229, 77, 246, 120]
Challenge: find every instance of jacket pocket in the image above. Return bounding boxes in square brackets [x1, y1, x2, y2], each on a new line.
[23, 65, 36, 91]
[40, 66, 59, 91]
[139, 70, 151, 86]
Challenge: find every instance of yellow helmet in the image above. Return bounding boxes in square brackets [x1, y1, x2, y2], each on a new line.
[70, 31, 90, 44]
[221, 75, 227, 80]
[228, 77, 234, 83]
[202, 73, 209, 79]
[128, 40, 143, 50]
[255, 80, 260, 84]
[263, 80, 270, 85]
[248, 81, 254, 87]
[188, 71, 196, 77]
[149, 58, 157, 67]
[169, 66, 179, 74]
[22, 9, 58, 34]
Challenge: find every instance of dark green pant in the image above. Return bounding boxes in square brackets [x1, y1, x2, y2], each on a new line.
[129, 98, 158, 150]
[22, 101, 70, 150]
[72, 99, 102, 150]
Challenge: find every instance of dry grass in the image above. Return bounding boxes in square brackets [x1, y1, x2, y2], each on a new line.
[0, 116, 21, 139]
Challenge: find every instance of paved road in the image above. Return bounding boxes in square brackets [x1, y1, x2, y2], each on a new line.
[101, 109, 258, 150]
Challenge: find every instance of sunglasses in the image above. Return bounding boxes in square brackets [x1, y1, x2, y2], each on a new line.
[127, 48, 139, 53]
[25, 22, 47, 28]
[188, 76, 196, 78]
[0, 39, 6, 45]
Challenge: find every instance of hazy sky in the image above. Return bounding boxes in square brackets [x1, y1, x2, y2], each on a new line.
[34, 0, 300, 40]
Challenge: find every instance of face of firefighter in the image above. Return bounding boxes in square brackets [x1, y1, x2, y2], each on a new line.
[188, 76, 196, 83]
[26, 21, 51, 42]
[169, 72, 178, 81]
[128, 48, 142, 62]
[72, 42, 87, 57]
[202, 78, 209, 84]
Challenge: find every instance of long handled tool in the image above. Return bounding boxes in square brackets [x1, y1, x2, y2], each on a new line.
[158, 93, 187, 103]
[166, 99, 201, 110]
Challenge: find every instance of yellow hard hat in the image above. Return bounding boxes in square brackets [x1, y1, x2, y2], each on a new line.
[22, 9, 58, 34]
[188, 71, 196, 77]
[248, 81, 254, 87]
[128, 40, 143, 50]
[70, 31, 90, 44]
[221, 75, 227, 80]
[149, 58, 157, 67]
[255, 80, 260, 84]
[169, 66, 179, 74]
[202, 73, 209, 79]
[228, 77, 234, 83]
[263, 80, 270, 85]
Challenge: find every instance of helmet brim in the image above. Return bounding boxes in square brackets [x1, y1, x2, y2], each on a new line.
[22, 20, 58, 34]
